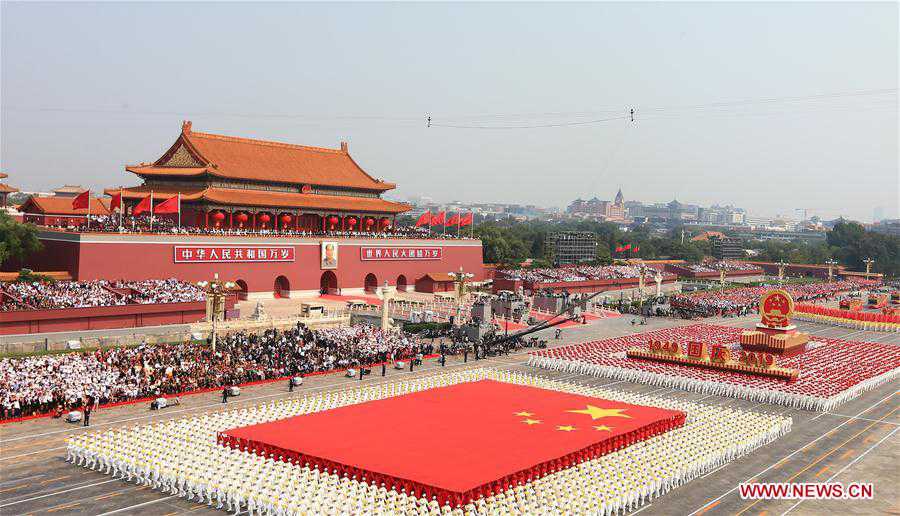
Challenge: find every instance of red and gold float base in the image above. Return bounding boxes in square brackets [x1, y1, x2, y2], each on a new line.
[739, 325, 810, 357]
[626, 339, 799, 381]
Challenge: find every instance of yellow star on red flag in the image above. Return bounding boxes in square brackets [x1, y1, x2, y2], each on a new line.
[593, 425, 613, 432]
[556, 425, 577, 432]
[522, 419, 542, 425]
[514, 411, 534, 417]
[566, 405, 631, 420]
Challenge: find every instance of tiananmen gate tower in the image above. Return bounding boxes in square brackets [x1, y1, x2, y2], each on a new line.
[20, 122, 484, 298]
[112, 121, 410, 232]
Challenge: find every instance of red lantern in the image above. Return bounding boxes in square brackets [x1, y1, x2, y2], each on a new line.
[259, 213, 271, 223]
[366, 218, 375, 228]
[380, 217, 391, 228]
[280, 214, 292, 224]
[329, 216, 339, 225]
[212, 212, 225, 221]
[235, 213, 248, 223]
[347, 217, 357, 227]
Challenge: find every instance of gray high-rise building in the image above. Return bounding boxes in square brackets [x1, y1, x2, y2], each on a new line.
[547, 231, 597, 266]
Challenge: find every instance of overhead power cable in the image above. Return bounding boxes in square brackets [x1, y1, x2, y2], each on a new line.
[428, 114, 629, 130]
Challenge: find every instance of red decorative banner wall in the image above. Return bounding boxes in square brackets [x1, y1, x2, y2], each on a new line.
[360, 246, 442, 261]
[174, 246, 295, 263]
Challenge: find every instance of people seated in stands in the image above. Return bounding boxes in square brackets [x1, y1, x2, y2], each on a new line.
[501, 265, 660, 283]
[38, 215, 467, 239]
[1, 278, 204, 310]
[669, 280, 866, 318]
[0, 324, 429, 419]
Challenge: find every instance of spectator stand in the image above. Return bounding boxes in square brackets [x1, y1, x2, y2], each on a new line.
[0, 324, 439, 423]
[0, 279, 221, 335]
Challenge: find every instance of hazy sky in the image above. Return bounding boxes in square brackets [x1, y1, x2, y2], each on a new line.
[2, 2, 897, 222]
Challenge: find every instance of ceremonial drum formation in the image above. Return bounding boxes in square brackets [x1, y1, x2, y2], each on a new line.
[66, 369, 790, 515]
[530, 324, 900, 411]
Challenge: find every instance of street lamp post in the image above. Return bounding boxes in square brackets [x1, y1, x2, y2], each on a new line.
[776, 260, 788, 284]
[825, 259, 838, 282]
[863, 258, 875, 281]
[197, 273, 237, 353]
[637, 265, 648, 314]
[448, 266, 474, 325]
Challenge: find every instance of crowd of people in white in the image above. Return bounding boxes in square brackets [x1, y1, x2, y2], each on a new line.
[65, 370, 791, 516]
[670, 280, 868, 317]
[685, 261, 761, 273]
[40, 215, 467, 240]
[1, 278, 205, 311]
[0, 324, 429, 419]
[501, 265, 670, 284]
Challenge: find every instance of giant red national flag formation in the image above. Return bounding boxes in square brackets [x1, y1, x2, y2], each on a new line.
[218, 379, 684, 507]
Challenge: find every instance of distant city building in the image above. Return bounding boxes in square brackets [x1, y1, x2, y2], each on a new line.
[690, 230, 726, 242]
[624, 198, 702, 225]
[403, 199, 554, 223]
[547, 231, 597, 266]
[566, 189, 626, 222]
[732, 227, 827, 242]
[52, 185, 87, 198]
[710, 236, 744, 260]
[873, 206, 885, 223]
[698, 204, 745, 225]
[870, 219, 900, 237]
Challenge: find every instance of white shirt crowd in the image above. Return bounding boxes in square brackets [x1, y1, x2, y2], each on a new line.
[0, 324, 428, 419]
[1, 278, 205, 310]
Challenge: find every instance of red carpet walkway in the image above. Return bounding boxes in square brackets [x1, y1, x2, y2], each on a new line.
[219, 379, 684, 506]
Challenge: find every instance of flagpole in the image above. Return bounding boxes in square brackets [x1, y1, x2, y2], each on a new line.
[118, 187, 123, 228]
[86, 189, 91, 231]
[150, 190, 154, 231]
[177, 192, 182, 228]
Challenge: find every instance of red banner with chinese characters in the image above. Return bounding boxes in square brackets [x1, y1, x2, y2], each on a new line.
[360, 246, 442, 261]
[174, 246, 295, 263]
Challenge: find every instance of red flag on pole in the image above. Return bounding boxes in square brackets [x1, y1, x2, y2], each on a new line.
[71, 190, 90, 210]
[459, 212, 474, 227]
[153, 195, 180, 214]
[624, 243, 631, 250]
[133, 194, 152, 215]
[431, 211, 445, 225]
[415, 211, 432, 227]
[615, 246, 623, 253]
[446, 213, 460, 226]
[109, 191, 122, 212]
[633, 246, 640, 253]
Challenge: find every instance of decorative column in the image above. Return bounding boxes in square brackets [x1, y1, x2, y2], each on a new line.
[378, 281, 395, 330]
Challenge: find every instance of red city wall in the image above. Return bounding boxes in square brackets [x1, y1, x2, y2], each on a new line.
[20, 231, 485, 295]
[0, 299, 234, 335]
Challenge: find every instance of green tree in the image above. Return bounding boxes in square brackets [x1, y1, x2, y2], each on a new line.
[0, 212, 42, 267]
